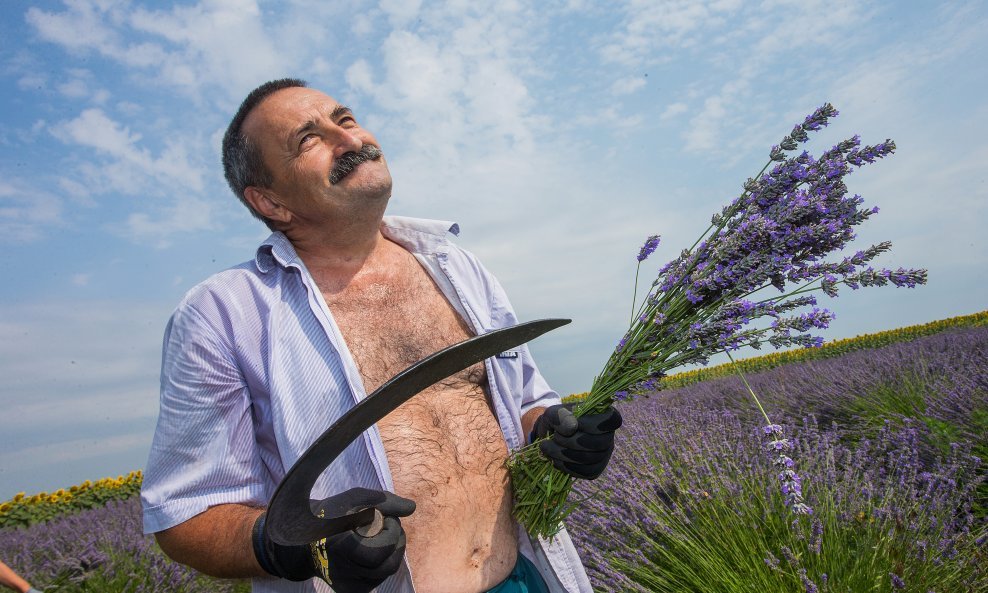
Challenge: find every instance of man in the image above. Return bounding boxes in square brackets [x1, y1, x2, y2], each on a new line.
[141, 78, 621, 593]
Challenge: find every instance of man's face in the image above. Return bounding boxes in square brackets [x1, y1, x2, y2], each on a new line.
[243, 86, 393, 226]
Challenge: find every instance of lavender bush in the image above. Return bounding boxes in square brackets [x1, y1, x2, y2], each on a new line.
[568, 328, 987, 592]
[0, 497, 249, 592]
[659, 326, 988, 464]
[510, 104, 927, 537]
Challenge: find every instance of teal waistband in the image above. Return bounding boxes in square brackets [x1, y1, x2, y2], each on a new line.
[484, 554, 550, 593]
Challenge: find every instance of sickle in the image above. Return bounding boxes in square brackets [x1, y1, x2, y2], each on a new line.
[265, 318, 571, 545]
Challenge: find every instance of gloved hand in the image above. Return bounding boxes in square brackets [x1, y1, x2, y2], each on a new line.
[252, 487, 415, 593]
[531, 403, 623, 480]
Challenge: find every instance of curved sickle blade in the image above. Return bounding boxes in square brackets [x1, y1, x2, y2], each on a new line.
[266, 318, 571, 545]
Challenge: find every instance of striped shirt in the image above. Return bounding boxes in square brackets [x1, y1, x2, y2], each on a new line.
[140, 216, 593, 593]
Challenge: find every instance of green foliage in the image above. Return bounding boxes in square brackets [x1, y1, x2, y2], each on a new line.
[579, 411, 986, 593]
[840, 365, 988, 518]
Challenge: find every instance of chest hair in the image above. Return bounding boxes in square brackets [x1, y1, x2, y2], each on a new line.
[320, 253, 480, 394]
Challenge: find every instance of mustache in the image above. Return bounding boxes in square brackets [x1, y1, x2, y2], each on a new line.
[328, 145, 383, 185]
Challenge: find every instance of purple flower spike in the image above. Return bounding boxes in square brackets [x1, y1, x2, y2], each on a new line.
[637, 235, 661, 262]
[762, 423, 813, 515]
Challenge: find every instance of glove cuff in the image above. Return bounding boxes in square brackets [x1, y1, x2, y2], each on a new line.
[251, 513, 279, 576]
[251, 512, 318, 582]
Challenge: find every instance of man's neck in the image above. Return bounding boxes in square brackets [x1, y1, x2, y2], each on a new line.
[284, 213, 390, 293]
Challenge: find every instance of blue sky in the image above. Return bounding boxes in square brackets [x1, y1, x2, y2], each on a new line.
[1, 0, 985, 499]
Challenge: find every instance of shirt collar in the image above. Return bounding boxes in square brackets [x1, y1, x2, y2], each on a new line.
[254, 216, 460, 274]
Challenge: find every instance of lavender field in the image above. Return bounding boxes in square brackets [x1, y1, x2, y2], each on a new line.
[1, 325, 984, 592]
[570, 325, 987, 592]
[0, 497, 250, 592]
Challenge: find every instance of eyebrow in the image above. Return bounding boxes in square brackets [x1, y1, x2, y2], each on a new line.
[330, 105, 353, 120]
[287, 105, 354, 148]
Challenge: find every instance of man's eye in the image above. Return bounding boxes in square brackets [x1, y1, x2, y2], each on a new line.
[300, 133, 317, 146]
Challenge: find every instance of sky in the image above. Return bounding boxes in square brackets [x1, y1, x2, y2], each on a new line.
[1, 0, 985, 500]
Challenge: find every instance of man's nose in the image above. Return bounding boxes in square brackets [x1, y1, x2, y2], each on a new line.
[328, 125, 363, 158]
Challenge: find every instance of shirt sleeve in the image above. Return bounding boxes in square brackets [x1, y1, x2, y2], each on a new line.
[141, 302, 268, 534]
[477, 253, 563, 418]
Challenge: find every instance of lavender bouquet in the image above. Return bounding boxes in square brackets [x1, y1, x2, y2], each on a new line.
[507, 104, 928, 539]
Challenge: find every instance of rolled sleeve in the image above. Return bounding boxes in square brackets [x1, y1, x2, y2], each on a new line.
[485, 260, 562, 421]
[517, 345, 562, 418]
[141, 303, 268, 534]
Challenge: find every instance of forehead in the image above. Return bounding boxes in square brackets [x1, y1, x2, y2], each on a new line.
[242, 87, 341, 141]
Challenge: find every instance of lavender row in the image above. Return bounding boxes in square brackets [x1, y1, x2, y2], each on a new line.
[567, 327, 987, 592]
[656, 325, 987, 448]
[0, 497, 248, 592]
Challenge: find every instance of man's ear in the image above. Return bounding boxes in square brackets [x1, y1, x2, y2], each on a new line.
[244, 186, 291, 225]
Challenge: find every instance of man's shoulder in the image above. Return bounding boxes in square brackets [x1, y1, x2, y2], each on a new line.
[174, 260, 272, 316]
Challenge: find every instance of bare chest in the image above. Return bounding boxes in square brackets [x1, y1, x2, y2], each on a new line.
[322, 263, 477, 393]
[318, 254, 517, 585]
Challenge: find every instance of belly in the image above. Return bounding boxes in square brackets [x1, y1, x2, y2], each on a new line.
[377, 383, 518, 593]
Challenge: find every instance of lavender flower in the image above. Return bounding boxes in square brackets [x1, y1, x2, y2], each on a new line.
[764, 424, 812, 514]
[637, 235, 661, 262]
[800, 568, 820, 593]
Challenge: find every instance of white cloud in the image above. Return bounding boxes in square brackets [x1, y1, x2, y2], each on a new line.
[51, 108, 207, 203]
[26, 0, 288, 102]
[57, 77, 89, 98]
[660, 102, 688, 120]
[595, 0, 871, 156]
[379, 0, 423, 28]
[125, 195, 218, 247]
[0, 297, 171, 498]
[57, 107, 142, 155]
[16, 74, 47, 91]
[599, 0, 736, 65]
[610, 75, 647, 96]
[25, 0, 122, 53]
[0, 180, 64, 242]
[53, 68, 109, 102]
[684, 94, 728, 152]
[348, 3, 546, 168]
[128, 0, 286, 97]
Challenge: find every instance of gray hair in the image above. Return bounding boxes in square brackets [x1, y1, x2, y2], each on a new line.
[221, 78, 307, 230]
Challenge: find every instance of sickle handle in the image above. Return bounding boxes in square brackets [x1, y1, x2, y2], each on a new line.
[354, 509, 385, 538]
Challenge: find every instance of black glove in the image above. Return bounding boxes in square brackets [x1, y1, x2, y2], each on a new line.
[252, 487, 415, 593]
[531, 403, 623, 480]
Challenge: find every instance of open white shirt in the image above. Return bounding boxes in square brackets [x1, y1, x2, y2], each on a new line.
[141, 216, 592, 593]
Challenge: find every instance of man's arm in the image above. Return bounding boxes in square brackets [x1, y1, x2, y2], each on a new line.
[154, 504, 267, 579]
[0, 559, 33, 593]
[521, 407, 545, 443]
